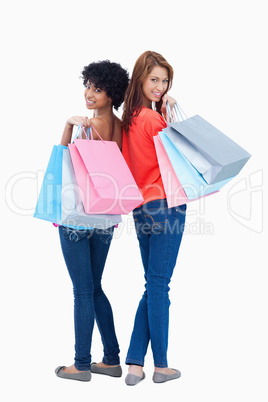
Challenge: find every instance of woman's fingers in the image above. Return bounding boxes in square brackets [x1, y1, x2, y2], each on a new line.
[82, 116, 91, 128]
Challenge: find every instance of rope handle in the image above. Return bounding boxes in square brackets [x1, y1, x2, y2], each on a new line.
[166, 101, 188, 123]
[73, 123, 105, 143]
[81, 124, 105, 143]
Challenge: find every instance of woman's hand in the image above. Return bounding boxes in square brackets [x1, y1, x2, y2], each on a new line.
[161, 94, 177, 121]
[162, 94, 176, 110]
[60, 115, 91, 146]
[66, 115, 91, 128]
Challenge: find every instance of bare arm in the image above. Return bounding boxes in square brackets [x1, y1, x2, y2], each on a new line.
[60, 115, 113, 146]
[60, 116, 89, 146]
[60, 121, 74, 146]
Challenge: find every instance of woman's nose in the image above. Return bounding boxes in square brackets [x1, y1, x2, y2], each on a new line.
[85, 87, 93, 97]
[156, 83, 164, 91]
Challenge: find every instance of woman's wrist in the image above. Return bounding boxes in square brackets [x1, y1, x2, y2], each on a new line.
[66, 119, 74, 127]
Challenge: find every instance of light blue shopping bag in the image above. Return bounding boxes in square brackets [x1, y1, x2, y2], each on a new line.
[34, 144, 66, 224]
[34, 125, 85, 225]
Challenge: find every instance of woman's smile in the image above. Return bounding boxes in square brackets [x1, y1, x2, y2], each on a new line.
[85, 98, 95, 106]
[152, 91, 162, 98]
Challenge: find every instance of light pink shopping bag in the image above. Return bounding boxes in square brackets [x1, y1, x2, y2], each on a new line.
[69, 135, 143, 214]
[154, 135, 189, 207]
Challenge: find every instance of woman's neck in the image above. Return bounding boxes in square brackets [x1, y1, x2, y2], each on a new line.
[94, 104, 113, 118]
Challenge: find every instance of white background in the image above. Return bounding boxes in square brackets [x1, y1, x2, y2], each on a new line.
[1, 0, 267, 400]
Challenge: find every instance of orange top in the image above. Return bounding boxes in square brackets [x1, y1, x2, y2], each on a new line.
[122, 107, 167, 205]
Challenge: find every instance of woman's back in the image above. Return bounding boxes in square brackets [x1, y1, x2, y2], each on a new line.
[122, 107, 166, 204]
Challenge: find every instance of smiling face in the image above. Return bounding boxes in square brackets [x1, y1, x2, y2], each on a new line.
[84, 81, 112, 110]
[142, 66, 169, 108]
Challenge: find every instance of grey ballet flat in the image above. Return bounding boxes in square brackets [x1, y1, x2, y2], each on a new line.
[55, 366, 91, 382]
[90, 363, 122, 377]
[125, 372, 145, 386]
[152, 369, 181, 383]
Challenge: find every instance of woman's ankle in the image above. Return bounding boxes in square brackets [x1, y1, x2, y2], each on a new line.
[128, 364, 144, 376]
[154, 367, 177, 375]
[62, 364, 85, 373]
[94, 362, 120, 368]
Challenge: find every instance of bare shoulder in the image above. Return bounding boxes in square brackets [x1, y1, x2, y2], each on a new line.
[90, 117, 111, 140]
[89, 115, 122, 148]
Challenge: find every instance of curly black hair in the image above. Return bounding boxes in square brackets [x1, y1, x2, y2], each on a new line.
[81, 60, 129, 110]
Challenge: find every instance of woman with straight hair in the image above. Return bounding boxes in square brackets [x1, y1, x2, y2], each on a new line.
[122, 51, 186, 385]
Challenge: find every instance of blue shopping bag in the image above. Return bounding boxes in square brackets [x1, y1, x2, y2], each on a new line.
[159, 131, 233, 200]
[34, 145, 65, 224]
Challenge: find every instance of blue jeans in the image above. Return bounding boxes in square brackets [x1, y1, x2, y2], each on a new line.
[126, 199, 186, 368]
[59, 225, 120, 371]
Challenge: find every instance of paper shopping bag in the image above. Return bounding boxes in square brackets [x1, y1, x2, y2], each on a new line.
[34, 144, 65, 224]
[154, 135, 219, 207]
[34, 145, 121, 229]
[159, 131, 233, 200]
[153, 135, 189, 207]
[61, 148, 122, 229]
[166, 115, 251, 184]
[69, 138, 143, 214]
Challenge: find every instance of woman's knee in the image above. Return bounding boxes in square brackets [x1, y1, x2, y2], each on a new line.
[73, 281, 94, 299]
[146, 275, 170, 294]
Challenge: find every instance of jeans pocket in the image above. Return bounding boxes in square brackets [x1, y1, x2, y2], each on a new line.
[61, 226, 91, 242]
[174, 204, 187, 214]
[144, 214, 166, 234]
[99, 227, 114, 244]
[151, 222, 165, 233]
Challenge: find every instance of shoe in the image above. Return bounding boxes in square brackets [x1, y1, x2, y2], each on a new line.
[55, 366, 91, 382]
[90, 363, 122, 377]
[125, 372, 145, 386]
[152, 369, 181, 383]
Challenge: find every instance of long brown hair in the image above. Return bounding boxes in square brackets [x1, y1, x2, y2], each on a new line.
[122, 51, 173, 133]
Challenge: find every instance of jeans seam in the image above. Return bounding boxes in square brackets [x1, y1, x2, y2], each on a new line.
[125, 358, 144, 366]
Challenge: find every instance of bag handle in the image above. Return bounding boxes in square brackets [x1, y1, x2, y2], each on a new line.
[73, 123, 105, 143]
[73, 123, 85, 141]
[90, 125, 105, 143]
[166, 102, 188, 123]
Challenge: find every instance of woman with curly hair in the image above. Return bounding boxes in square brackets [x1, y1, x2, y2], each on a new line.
[122, 51, 186, 385]
[55, 60, 129, 382]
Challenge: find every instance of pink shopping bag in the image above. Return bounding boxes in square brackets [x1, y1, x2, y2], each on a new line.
[154, 135, 189, 207]
[68, 129, 143, 214]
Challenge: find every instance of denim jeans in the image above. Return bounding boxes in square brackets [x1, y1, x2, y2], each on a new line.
[125, 199, 186, 368]
[59, 225, 120, 371]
